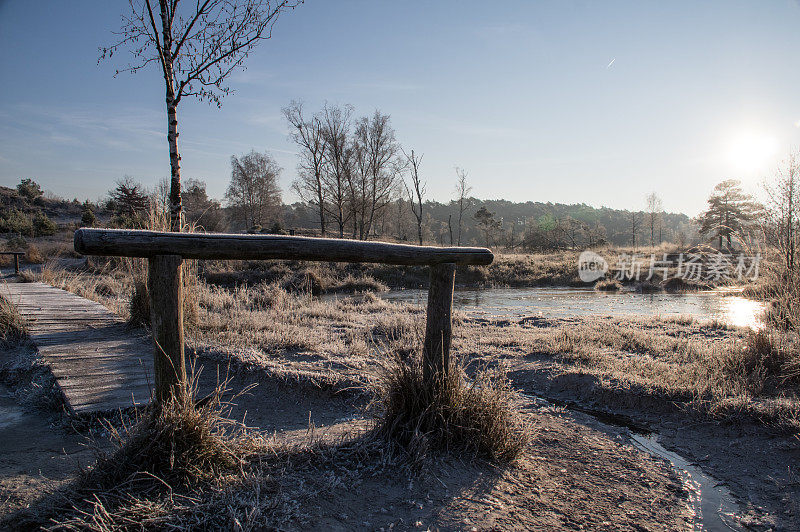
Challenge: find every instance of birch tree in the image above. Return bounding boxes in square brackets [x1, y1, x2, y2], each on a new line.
[645, 192, 663, 247]
[284, 101, 327, 235]
[320, 104, 354, 238]
[353, 111, 401, 239]
[102, 0, 300, 231]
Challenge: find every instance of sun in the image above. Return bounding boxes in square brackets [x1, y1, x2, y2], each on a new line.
[725, 129, 779, 174]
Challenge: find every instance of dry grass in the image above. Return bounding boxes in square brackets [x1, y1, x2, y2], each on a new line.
[594, 277, 623, 291]
[460, 314, 800, 428]
[83, 384, 246, 492]
[25, 244, 44, 264]
[369, 351, 527, 464]
[30, 255, 800, 431]
[5, 376, 308, 531]
[0, 294, 27, 348]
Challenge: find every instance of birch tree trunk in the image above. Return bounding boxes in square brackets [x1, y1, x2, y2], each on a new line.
[159, 2, 182, 233]
[166, 97, 183, 232]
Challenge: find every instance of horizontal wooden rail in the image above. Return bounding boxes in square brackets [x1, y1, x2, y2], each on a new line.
[73, 228, 490, 405]
[74, 229, 494, 266]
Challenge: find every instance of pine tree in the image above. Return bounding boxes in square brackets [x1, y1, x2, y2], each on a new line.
[697, 179, 760, 249]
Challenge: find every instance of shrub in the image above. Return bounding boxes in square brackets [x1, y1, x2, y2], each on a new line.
[81, 207, 96, 227]
[32, 212, 56, 236]
[0, 208, 34, 236]
[16, 178, 42, 201]
[25, 245, 44, 264]
[5, 235, 27, 251]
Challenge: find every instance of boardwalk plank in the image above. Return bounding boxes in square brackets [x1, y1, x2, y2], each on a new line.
[0, 282, 153, 414]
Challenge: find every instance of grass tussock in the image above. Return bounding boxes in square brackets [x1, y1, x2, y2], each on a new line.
[712, 328, 800, 397]
[369, 351, 527, 464]
[6, 378, 284, 531]
[594, 277, 623, 291]
[0, 295, 27, 348]
[85, 388, 245, 492]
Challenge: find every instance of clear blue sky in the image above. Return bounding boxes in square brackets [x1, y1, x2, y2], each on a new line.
[2, 0, 800, 216]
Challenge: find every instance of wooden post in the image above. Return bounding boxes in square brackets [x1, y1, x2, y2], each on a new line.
[423, 262, 456, 387]
[148, 254, 186, 402]
[13, 254, 19, 275]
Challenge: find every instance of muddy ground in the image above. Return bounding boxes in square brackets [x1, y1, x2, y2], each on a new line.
[509, 350, 800, 529]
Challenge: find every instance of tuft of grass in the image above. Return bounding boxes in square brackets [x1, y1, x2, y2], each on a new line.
[594, 277, 623, 291]
[711, 328, 800, 397]
[331, 273, 389, 294]
[368, 351, 527, 464]
[6, 376, 267, 531]
[82, 379, 247, 492]
[0, 295, 28, 348]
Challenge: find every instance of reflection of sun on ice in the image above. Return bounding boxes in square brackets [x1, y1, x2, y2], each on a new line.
[720, 296, 766, 329]
[725, 129, 779, 173]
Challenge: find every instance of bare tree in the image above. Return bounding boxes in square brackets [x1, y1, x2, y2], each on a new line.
[226, 150, 282, 229]
[645, 192, 663, 247]
[102, 0, 299, 231]
[353, 111, 401, 239]
[764, 152, 800, 271]
[284, 101, 326, 235]
[320, 104, 354, 237]
[630, 211, 640, 250]
[404, 149, 425, 245]
[454, 167, 472, 246]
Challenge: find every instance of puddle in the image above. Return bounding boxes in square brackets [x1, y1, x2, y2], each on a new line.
[629, 433, 741, 531]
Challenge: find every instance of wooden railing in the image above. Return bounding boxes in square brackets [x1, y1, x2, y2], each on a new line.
[0, 252, 25, 275]
[74, 228, 494, 401]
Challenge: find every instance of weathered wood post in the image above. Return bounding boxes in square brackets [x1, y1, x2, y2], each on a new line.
[13, 253, 20, 275]
[422, 262, 456, 387]
[148, 254, 186, 402]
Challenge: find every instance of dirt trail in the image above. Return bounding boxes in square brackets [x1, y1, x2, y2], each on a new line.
[0, 383, 92, 513]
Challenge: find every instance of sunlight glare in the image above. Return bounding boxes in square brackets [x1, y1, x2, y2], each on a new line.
[719, 296, 765, 329]
[725, 129, 779, 174]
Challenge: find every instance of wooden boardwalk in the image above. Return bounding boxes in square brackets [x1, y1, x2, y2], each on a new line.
[0, 282, 153, 414]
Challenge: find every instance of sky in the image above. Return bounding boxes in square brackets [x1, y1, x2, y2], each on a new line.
[2, 0, 800, 216]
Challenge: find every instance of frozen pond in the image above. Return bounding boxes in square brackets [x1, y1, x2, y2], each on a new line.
[376, 287, 765, 328]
